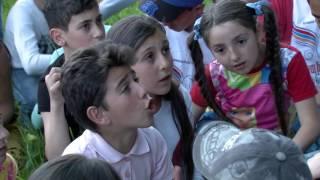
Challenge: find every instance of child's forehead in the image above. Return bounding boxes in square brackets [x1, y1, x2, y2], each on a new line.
[69, 6, 100, 24]
[105, 66, 132, 88]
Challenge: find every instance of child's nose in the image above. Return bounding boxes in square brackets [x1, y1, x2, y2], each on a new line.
[93, 24, 105, 40]
[159, 54, 171, 71]
[229, 47, 240, 62]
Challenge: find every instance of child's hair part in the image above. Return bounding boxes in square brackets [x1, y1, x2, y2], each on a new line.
[107, 15, 165, 55]
[44, 0, 99, 30]
[60, 40, 135, 132]
[189, 0, 287, 134]
[107, 15, 195, 179]
[28, 154, 120, 180]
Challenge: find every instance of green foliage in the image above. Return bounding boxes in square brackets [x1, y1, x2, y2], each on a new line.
[16, 124, 45, 180]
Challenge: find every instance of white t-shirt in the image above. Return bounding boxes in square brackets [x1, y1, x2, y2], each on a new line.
[291, 0, 320, 87]
[166, 26, 213, 91]
[153, 85, 193, 160]
[4, 0, 51, 75]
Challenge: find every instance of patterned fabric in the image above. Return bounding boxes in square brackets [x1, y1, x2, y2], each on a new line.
[291, 0, 320, 88]
[193, 121, 312, 180]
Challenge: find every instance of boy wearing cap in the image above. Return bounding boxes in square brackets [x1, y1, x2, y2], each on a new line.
[140, 0, 213, 91]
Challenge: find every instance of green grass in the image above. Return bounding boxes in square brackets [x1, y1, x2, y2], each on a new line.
[3, 0, 213, 179]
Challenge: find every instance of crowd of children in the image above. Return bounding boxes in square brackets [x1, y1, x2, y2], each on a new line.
[1, 0, 320, 179]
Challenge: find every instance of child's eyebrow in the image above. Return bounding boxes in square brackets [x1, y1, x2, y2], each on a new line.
[116, 73, 129, 91]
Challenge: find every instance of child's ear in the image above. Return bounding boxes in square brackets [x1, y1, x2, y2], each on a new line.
[49, 28, 66, 47]
[86, 106, 111, 126]
[256, 22, 266, 45]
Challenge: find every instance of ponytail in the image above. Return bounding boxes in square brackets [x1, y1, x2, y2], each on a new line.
[188, 33, 230, 122]
[165, 82, 194, 179]
[262, 5, 288, 135]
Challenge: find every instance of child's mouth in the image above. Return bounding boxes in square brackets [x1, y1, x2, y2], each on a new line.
[234, 62, 245, 70]
[145, 95, 157, 113]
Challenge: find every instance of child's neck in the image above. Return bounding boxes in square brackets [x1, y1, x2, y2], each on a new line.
[63, 48, 73, 62]
[151, 95, 162, 113]
[99, 128, 138, 154]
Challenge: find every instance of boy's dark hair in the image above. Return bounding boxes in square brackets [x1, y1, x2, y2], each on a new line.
[188, 0, 287, 134]
[61, 40, 134, 132]
[107, 15, 194, 179]
[44, 0, 98, 30]
[28, 154, 120, 180]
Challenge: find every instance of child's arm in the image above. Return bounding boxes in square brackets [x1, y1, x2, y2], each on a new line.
[308, 152, 320, 179]
[173, 166, 182, 180]
[192, 103, 206, 125]
[293, 97, 320, 151]
[42, 68, 70, 160]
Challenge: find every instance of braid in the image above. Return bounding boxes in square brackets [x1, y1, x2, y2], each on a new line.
[188, 34, 230, 122]
[262, 6, 288, 135]
[165, 83, 194, 179]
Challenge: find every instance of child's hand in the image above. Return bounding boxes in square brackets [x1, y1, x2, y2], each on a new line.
[45, 67, 64, 105]
[173, 165, 182, 180]
[227, 107, 256, 129]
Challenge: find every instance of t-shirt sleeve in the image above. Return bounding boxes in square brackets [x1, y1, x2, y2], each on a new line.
[287, 50, 317, 102]
[37, 74, 51, 113]
[190, 65, 216, 107]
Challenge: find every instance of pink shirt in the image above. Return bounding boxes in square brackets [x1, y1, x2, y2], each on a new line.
[63, 127, 173, 180]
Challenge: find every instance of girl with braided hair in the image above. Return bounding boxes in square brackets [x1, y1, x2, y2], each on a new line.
[189, 0, 320, 151]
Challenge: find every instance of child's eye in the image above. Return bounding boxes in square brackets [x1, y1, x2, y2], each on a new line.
[121, 84, 131, 94]
[133, 74, 139, 82]
[96, 16, 103, 26]
[213, 48, 224, 54]
[144, 52, 155, 63]
[82, 23, 91, 32]
[162, 45, 170, 55]
[238, 39, 247, 45]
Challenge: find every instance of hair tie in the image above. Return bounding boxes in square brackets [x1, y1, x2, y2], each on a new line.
[193, 17, 202, 41]
[246, 0, 269, 16]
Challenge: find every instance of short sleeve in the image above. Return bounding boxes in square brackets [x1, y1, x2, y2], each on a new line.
[287, 50, 317, 102]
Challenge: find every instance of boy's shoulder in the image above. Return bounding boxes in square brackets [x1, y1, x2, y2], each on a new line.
[139, 127, 165, 143]
[62, 129, 98, 157]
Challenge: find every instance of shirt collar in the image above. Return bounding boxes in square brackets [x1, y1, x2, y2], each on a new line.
[85, 129, 150, 163]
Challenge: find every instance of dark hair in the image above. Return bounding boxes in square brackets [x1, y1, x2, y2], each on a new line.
[188, 0, 287, 134]
[44, 0, 98, 30]
[28, 154, 120, 180]
[107, 15, 194, 179]
[61, 40, 135, 132]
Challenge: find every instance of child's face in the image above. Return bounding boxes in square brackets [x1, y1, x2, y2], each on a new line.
[208, 21, 263, 74]
[103, 66, 155, 129]
[132, 30, 173, 96]
[310, 0, 320, 28]
[0, 119, 9, 164]
[62, 6, 105, 51]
